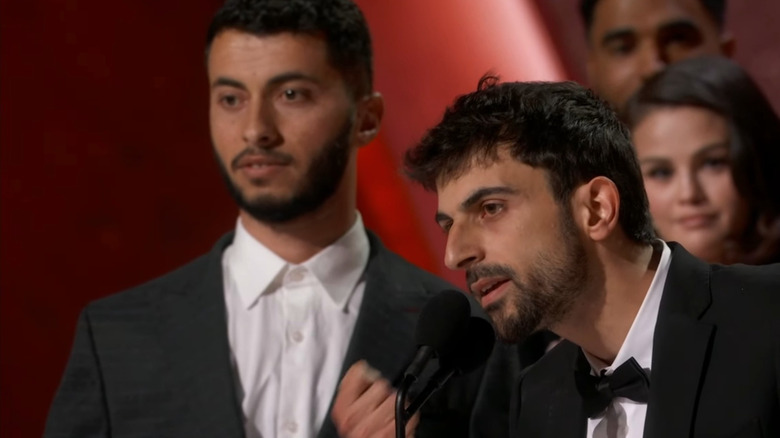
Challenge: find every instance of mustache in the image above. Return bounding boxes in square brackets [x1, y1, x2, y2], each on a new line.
[230, 147, 294, 170]
[466, 264, 518, 289]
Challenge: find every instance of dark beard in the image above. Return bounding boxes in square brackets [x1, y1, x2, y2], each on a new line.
[466, 208, 587, 343]
[215, 119, 352, 224]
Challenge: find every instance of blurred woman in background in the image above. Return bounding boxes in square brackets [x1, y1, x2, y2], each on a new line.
[625, 56, 780, 265]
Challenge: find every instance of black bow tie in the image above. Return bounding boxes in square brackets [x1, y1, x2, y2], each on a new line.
[574, 353, 651, 419]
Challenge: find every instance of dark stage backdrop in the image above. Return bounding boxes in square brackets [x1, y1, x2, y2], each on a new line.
[1, 1, 777, 436]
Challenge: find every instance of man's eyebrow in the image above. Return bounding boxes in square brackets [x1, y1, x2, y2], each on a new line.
[460, 186, 518, 211]
[434, 186, 518, 226]
[658, 18, 700, 34]
[211, 72, 320, 91]
[600, 27, 634, 47]
[266, 71, 321, 87]
[212, 76, 247, 90]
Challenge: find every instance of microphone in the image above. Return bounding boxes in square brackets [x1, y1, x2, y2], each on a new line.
[404, 316, 496, 418]
[395, 290, 471, 438]
[402, 290, 471, 381]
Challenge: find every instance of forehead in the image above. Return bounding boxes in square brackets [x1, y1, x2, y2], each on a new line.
[436, 152, 549, 210]
[207, 30, 338, 82]
[590, 0, 717, 39]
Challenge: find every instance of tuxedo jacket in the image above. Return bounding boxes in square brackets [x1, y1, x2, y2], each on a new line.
[45, 231, 519, 438]
[511, 243, 780, 438]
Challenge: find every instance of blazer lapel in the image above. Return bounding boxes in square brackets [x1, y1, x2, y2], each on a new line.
[157, 233, 245, 437]
[644, 243, 714, 438]
[318, 232, 425, 438]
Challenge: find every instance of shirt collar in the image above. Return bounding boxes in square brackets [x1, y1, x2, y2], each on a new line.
[301, 213, 369, 310]
[585, 240, 672, 374]
[225, 213, 369, 311]
[226, 217, 287, 309]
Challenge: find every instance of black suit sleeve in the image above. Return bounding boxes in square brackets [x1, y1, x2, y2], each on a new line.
[45, 308, 111, 438]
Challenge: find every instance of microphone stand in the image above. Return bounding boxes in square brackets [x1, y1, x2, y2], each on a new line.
[395, 374, 415, 438]
[404, 367, 456, 419]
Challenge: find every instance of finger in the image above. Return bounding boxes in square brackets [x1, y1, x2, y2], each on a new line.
[340, 377, 393, 430]
[333, 361, 381, 414]
[405, 411, 421, 437]
[373, 406, 417, 438]
[361, 387, 396, 428]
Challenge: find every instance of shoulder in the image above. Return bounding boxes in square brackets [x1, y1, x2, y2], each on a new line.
[710, 262, 780, 291]
[86, 233, 232, 315]
[705, 262, 780, 331]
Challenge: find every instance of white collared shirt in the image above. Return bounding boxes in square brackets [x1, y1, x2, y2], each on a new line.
[585, 241, 672, 438]
[222, 214, 369, 438]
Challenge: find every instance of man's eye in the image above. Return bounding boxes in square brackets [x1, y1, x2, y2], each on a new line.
[482, 203, 503, 216]
[604, 37, 636, 57]
[282, 88, 310, 101]
[220, 95, 239, 107]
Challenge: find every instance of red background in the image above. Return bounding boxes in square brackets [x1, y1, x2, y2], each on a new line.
[1, 1, 777, 435]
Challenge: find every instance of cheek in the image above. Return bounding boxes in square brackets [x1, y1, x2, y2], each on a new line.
[210, 116, 242, 151]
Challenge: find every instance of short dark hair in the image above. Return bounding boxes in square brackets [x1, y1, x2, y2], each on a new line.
[624, 56, 780, 263]
[205, 0, 373, 97]
[579, 0, 727, 33]
[405, 76, 656, 245]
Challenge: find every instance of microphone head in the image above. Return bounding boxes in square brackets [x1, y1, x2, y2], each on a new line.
[441, 316, 496, 374]
[415, 290, 471, 358]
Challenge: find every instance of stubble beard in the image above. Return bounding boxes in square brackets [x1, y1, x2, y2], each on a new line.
[477, 210, 588, 344]
[215, 119, 353, 224]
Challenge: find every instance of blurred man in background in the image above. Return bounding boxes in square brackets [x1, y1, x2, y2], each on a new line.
[581, 0, 733, 110]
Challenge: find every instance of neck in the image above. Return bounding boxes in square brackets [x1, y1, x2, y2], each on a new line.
[553, 239, 660, 365]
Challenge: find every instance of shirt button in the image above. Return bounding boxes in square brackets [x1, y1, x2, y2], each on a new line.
[284, 421, 298, 433]
[291, 331, 304, 343]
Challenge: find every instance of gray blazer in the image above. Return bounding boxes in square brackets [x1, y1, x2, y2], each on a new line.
[45, 231, 519, 438]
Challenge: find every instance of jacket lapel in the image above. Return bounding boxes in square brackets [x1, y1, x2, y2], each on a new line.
[156, 233, 245, 437]
[317, 232, 426, 438]
[644, 243, 714, 438]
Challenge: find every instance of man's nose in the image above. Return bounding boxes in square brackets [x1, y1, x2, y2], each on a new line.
[243, 101, 281, 147]
[637, 43, 667, 82]
[444, 222, 484, 271]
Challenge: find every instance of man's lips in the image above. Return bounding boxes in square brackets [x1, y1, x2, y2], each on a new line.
[469, 277, 510, 298]
[233, 154, 289, 169]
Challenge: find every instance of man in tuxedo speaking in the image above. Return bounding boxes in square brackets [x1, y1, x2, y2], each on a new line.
[401, 77, 780, 437]
[44, 1, 515, 437]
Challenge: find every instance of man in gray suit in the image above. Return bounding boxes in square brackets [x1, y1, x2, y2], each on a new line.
[44, 1, 515, 437]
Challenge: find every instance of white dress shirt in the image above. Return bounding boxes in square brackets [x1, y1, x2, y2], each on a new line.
[585, 241, 672, 438]
[222, 214, 369, 438]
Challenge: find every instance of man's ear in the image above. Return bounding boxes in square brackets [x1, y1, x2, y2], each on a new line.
[355, 92, 384, 146]
[571, 176, 620, 242]
[720, 32, 736, 57]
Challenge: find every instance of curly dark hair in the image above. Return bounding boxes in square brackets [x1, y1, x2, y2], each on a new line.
[205, 0, 373, 97]
[624, 56, 780, 264]
[579, 0, 726, 34]
[404, 76, 656, 245]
